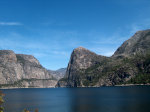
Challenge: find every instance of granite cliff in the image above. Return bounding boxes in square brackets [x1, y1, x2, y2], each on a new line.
[57, 47, 109, 87]
[57, 29, 150, 87]
[0, 51, 57, 88]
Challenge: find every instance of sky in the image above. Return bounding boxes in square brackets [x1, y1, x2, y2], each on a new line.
[0, 0, 150, 70]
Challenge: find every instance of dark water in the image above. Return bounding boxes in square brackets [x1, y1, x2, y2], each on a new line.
[1, 86, 150, 112]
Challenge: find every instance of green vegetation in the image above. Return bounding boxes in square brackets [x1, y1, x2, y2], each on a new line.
[78, 52, 150, 86]
[83, 80, 90, 86]
[59, 78, 68, 81]
[127, 74, 150, 84]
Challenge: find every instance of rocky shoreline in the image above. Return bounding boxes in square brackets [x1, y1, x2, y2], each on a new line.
[1, 83, 150, 89]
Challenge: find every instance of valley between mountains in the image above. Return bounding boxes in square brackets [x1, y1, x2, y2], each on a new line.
[0, 29, 150, 88]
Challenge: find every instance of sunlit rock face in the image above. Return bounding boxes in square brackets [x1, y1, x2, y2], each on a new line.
[16, 54, 52, 79]
[0, 50, 57, 88]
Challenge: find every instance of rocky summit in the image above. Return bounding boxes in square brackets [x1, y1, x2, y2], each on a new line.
[57, 29, 150, 87]
[0, 51, 57, 88]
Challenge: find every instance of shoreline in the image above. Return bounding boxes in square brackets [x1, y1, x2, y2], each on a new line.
[115, 83, 150, 86]
[0, 86, 56, 89]
[1, 84, 150, 89]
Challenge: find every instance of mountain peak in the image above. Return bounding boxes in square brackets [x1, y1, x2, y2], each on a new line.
[74, 46, 88, 51]
[0, 50, 17, 62]
[73, 47, 98, 55]
[0, 50, 15, 54]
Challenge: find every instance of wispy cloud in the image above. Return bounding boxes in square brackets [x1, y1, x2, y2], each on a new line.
[123, 18, 150, 37]
[0, 22, 22, 26]
[0, 31, 71, 58]
[0, 18, 150, 69]
[90, 18, 150, 57]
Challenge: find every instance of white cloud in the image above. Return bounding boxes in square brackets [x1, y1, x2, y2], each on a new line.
[0, 22, 22, 26]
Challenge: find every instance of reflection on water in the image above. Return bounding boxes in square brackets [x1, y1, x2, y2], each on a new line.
[1, 86, 150, 112]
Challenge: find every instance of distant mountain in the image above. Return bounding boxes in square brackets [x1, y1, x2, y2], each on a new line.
[48, 68, 66, 80]
[0, 50, 57, 88]
[57, 29, 150, 87]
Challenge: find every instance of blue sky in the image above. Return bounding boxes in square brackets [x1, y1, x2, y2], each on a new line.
[0, 0, 150, 70]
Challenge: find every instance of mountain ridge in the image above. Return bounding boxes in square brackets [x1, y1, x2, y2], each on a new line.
[57, 29, 150, 87]
[1, 29, 150, 88]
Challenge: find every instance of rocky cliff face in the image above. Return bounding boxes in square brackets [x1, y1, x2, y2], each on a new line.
[0, 50, 22, 84]
[16, 54, 52, 79]
[0, 51, 57, 88]
[56, 47, 109, 87]
[57, 29, 150, 87]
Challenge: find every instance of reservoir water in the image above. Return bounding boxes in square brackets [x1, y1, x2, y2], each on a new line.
[1, 86, 150, 112]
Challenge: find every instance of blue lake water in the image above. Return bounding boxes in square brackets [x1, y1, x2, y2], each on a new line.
[1, 86, 150, 112]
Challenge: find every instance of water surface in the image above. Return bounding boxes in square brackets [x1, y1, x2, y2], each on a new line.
[1, 86, 150, 112]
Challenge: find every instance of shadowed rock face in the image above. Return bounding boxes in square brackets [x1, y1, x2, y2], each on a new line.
[57, 29, 150, 87]
[0, 51, 57, 88]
